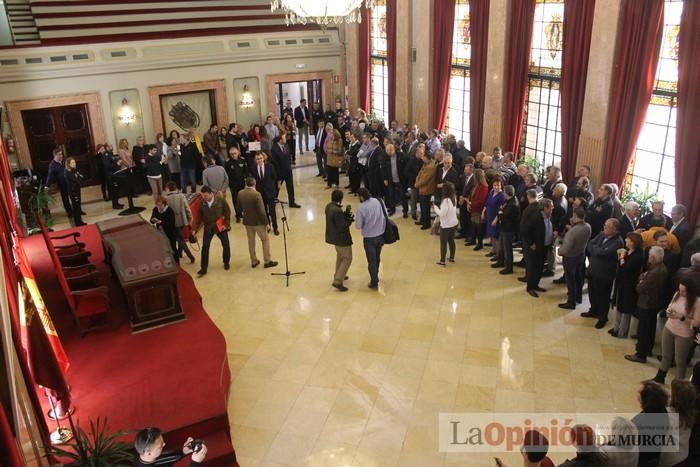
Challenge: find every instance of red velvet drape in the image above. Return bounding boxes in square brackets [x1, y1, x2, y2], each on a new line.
[0, 404, 22, 467]
[602, 0, 664, 188]
[386, 0, 397, 123]
[560, 0, 595, 182]
[469, 0, 489, 153]
[502, 0, 536, 154]
[675, 0, 700, 226]
[431, 0, 456, 131]
[358, 7, 371, 113]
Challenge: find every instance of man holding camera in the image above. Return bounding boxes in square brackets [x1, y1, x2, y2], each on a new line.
[133, 427, 207, 466]
[325, 189, 354, 292]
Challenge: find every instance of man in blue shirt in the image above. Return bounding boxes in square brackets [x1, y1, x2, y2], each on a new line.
[45, 147, 72, 217]
[355, 188, 386, 289]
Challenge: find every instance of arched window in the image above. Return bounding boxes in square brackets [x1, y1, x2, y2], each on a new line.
[446, 0, 471, 143]
[520, 0, 563, 172]
[369, 0, 389, 124]
[625, 0, 682, 207]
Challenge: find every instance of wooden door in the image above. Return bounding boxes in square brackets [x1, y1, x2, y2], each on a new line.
[21, 104, 96, 185]
[307, 79, 322, 108]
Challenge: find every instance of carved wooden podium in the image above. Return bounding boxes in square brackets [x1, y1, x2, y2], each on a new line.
[96, 216, 185, 333]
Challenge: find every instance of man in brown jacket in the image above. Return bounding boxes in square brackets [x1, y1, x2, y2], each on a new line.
[414, 149, 437, 230]
[625, 246, 669, 363]
[194, 186, 231, 277]
[237, 177, 278, 269]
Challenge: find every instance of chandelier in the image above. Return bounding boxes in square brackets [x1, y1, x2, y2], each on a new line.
[270, 0, 375, 28]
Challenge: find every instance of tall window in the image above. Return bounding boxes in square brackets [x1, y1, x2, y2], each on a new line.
[446, 0, 471, 144]
[369, 0, 389, 124]
[625, 0, 682, 207]
[520, 0, 564, 171]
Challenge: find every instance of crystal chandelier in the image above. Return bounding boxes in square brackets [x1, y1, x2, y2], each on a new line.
[270, 0, 375, 28]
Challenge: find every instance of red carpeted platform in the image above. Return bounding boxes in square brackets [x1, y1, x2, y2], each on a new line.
[21, 224, 237, 466]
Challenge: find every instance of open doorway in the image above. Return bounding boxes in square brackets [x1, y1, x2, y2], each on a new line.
[275, 79, 322, 118]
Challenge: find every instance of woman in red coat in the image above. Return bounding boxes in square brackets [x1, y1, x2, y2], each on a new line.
[468, 169, 489, 250]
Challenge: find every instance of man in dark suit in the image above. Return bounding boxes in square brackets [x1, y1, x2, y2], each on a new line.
[638, 200, 673, 230]
[545, 182, 568, 277]
[323, 104, 337, 130]
[403, 139, 423, 221]
[583, 218, 624, 328]
[314, 120, 327, 178]
[585, 184, 614, 237]
[252, 152, 279, 235]
[325, 189, 354, 292]
[46, 147, 72, 217]
[270, 134, 301, 209]
[458, 163, 476, 242]
[382, 143, 407, 216]
[281, 99, 294, 120]
[345, 131, 362, 194]
[520, 198, 551, 297]
[435, 154, 461, 205]
[294, 98, 311, 153]
[366, 137, 386, 198]
[453, 140, 469, 174]
[619, 201, 639, 240]
[496, 185, 520, 274]
[102, 145, 125, 209]
[670, 204, 692, 249]
[237, 177, 278, 269]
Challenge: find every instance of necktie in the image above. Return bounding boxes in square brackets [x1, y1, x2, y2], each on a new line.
[259, 166, 263, 179]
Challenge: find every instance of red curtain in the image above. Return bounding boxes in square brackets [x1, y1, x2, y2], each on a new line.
[560, 0, 595, 182]
[0, 404, 23, 467]
[502, 0, 536, 154]
[386, 0, 397, 123]
[431, 0, 456, 131]
[358, 6, 371, 113]
[469, 0, 489, 153]
[675, 0, 700, 226]
[602, 0, 663, 188]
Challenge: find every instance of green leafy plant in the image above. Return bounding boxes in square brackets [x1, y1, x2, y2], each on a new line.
[517, 155, 544, 183]
[27, 184, 55, 233]
[49, 417, 133, 467]
[620, 183, 659, 218]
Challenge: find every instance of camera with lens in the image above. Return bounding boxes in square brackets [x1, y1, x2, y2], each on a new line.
[344, 204, 355, 222]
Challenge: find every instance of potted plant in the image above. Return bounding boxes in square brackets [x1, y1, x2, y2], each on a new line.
[49, 416, 133, 466]
[620, 183, 658, 218]
[26, 183, 55, 234]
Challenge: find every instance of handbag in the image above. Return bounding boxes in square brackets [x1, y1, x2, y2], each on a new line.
[430, 217, 441, 236]
[379, 199, 400, 244]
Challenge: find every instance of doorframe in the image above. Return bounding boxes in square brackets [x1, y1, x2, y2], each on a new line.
[264, 71, 334, 117]
[6, 92, 105, 170]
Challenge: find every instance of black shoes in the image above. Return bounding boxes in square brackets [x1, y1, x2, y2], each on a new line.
[196, 270, 207, 277]
[112, 204, 125, 209]
[224, 263, 230, 270]
[541, 270, 555, 277]
[499, 268, 513, 275]
[473, 245, 483, 251]
[624, 354, 646, 364]
[368, 283, 378, 290]
[580, 311, 596, 318]
[264, 261, 279, 268]
[436, 261, 446, 267]
[558, 303, 576, 310]
[252, 261, 260, 268]
[527, 290, 539, 298]
[517, 277, 527, 283]
[274, 228, 280, 236]
[491, 263, 504, 268]
[553, 276, 566, 284]
[289, 203, 302, 208]
[333, 283, 349, 292]
[533, 286, 546, 292]
[420, 225, 430, 230]
[594, 321, 607, 329]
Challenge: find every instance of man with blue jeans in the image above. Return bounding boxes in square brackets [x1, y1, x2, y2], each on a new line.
[558, 208, 592, 310]
[355, 188, 386, 290]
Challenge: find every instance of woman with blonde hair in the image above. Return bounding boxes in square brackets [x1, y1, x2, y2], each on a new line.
[118, 138, 134, 168]
[325, 128, 344, 189]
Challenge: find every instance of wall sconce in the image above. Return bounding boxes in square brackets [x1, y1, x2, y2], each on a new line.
[118, 98, 136, 126]
[239, 85, 255, 109]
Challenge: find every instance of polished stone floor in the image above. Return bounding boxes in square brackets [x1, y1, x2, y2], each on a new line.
[52, 158, 661, 466]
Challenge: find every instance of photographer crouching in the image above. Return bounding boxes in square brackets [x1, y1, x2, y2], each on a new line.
[133, 427, 207, 466]
[325, 189, 354, 292]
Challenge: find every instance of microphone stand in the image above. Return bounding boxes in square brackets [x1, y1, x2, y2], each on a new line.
[271, 200, 305, 286]
[118, 167, 145, 216]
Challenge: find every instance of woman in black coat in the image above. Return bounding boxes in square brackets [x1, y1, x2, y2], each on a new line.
[610, 232, 645, 338]
[150, 196, 178, 263]
[64, 157, 86, 227]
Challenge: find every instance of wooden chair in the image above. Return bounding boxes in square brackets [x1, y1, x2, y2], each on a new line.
[35, 213, 91, 266]
[35, 213, 110, 336]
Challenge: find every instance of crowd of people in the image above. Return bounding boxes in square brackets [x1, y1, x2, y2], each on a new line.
[43, 100, 700, 466]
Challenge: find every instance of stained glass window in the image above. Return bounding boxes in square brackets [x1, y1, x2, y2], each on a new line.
[446, 0, 471, 145]
[369, 0, 389, 124]
[520, 0, 564, 172]
[625, 0, 682, 207]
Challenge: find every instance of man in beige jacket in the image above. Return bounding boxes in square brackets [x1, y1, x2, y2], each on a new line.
[237, 177, 278, 269]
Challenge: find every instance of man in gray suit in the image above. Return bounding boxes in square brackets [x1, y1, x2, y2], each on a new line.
[558, 208, 592, 309]
[237, 177, 278, 269]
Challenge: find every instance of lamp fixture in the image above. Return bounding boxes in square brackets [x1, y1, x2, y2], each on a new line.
[239, 85, 255, 109]
[117, 98, 136, 126]
[270, 0, 375, 29]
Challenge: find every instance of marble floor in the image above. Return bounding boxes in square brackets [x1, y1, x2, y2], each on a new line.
[51, 159, 662, 466]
